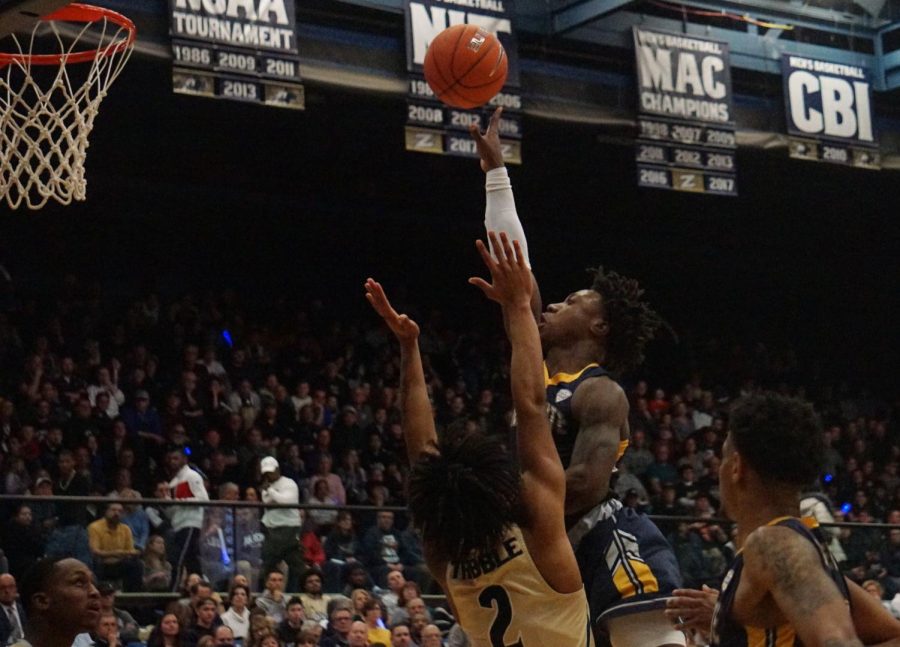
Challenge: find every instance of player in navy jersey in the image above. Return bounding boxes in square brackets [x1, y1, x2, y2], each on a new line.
[470, 110, 683, 647]
[668, 394, 900, 647]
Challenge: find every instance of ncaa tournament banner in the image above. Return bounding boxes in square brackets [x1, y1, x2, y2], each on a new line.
[633, 27, 738, 196]
[781, 55, 880, 169]
[403, 0, 523, 164]
[169, 0, 304, 110]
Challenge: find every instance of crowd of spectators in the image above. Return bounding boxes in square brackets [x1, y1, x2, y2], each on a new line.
[0, 276, 898, 644]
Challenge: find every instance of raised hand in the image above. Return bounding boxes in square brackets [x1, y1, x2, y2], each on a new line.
[469, 106, 505, 172]
[365, 278, 420, 342]
[469, 231, 533, 309]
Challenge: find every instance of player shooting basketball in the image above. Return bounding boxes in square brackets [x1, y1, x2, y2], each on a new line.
[365, 231, 593, 647]
[469, 109, 684, 647]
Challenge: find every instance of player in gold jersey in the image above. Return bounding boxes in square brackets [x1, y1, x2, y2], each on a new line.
[365, 231, 593, 647]
[667, 394, 900, 647]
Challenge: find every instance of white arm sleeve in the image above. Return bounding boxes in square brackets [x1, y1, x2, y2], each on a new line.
[485, 167, 530, 267]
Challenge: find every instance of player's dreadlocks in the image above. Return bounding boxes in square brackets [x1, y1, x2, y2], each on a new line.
[408, 427, 522, 565]
[589, 266, 668, 375]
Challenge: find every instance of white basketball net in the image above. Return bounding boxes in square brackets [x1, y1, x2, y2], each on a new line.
[0, 6, 135, 210]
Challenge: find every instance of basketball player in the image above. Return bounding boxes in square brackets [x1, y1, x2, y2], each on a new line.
[364, 231, 593, 646]
[469, 109, 683, 647]
[668, 393, 900, 646]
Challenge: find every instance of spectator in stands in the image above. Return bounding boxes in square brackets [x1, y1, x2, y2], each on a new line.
[346, 621, 369, 647]
[119, 488, 150, 550]
[0, 574, 25, 645]
[343, 565, 375, 598]
[186, 598, 223, 647]
[46, 450, 92, 567]
[256, 570, 287, 623]
[260, 457, 304, 592]
[166, 444, 209, 591]
[645, 442, 678, 485]
[299, 569, 330, 623]
[363, 510, 424, 587]
[308, 478, 340, 532]
[390, 622, 414, 647]
[212, 626, 235, 647]
[92, 612, 119, 647]
[87, 366, 125, 418]
[276, 597, 306, 646]
[3, 504, 43, 581]
[143, 534, 173, 592]
[337, 449, 367, 504]
[361, 597, 389, 646]
[147, 612, 184, 647]
[220, 584, 251, 640]
[122, 389, 164, 453]
[97, 583, 140, 644]
[379, 568, 405, 620]
[420, 624, 443, 647]
[310, 454, 346, 506]
[622, 429, 653, 477]
[88, 502, 143, 591]
[320, 600, 353, 647]
[409, 613, 429, 646]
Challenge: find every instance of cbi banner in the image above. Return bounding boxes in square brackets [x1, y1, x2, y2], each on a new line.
[403, 0, 523, 164]
[169, 0, 304, 110]
[633, 27, 737, 196]
[781, 55, 880, 169]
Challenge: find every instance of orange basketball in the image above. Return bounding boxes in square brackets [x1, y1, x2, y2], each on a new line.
[423, 24, 508, 109]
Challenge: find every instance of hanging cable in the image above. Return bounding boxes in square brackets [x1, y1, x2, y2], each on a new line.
[646, 0, 795, 31]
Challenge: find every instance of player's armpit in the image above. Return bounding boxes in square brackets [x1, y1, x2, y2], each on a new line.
[742, 526, 862, 646]
[566, 378, 628, 516]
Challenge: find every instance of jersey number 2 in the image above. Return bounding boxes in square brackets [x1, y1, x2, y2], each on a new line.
[478, 585, 524, 647]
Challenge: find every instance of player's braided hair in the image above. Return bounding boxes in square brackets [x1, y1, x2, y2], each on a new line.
[408, 427, 521, 566]
[589, 266, 669, 374]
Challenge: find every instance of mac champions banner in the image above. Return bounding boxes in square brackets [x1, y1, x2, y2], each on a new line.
[782, 55, 880, 168]
[403, 0, 523, 164]
[170, 0, 304, 110]
[633, 27, 738, 196]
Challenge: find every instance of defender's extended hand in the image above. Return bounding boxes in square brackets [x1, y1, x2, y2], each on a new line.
[469, 106, 505, 172]
[365, 278, 420, 342]
[469, 231, 533, 308]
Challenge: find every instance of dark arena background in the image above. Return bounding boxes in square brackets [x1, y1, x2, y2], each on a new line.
[0, 0, 899, 644]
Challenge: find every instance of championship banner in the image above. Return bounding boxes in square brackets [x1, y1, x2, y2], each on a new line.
[781, 55, 880, 169]
[169, 0, 304, 110]
[633, 27, 737, 196]
[404, 0, 523, 164]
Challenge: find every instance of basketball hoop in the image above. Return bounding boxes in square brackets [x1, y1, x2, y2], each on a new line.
[0, 3, 136, 210]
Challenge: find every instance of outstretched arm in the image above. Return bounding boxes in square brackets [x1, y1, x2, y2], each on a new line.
[469, 233, 563, 497]
[365, 279, 436, 464]
[470, 232, 581, 595]
[471, 108, 542, 323]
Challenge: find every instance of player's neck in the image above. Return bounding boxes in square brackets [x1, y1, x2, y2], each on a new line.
[545, 342, 604, 377]
[733, 489, 799, 549]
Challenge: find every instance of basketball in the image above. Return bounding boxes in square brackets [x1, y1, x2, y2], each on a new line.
[423, 24, 508, 110]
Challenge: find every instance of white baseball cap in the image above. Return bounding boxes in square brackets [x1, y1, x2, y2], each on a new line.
[260, 456, 279, 474]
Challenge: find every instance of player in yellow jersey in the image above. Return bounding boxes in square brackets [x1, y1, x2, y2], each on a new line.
[667, 394, 900, 647]
[365, 231, 593, 647]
